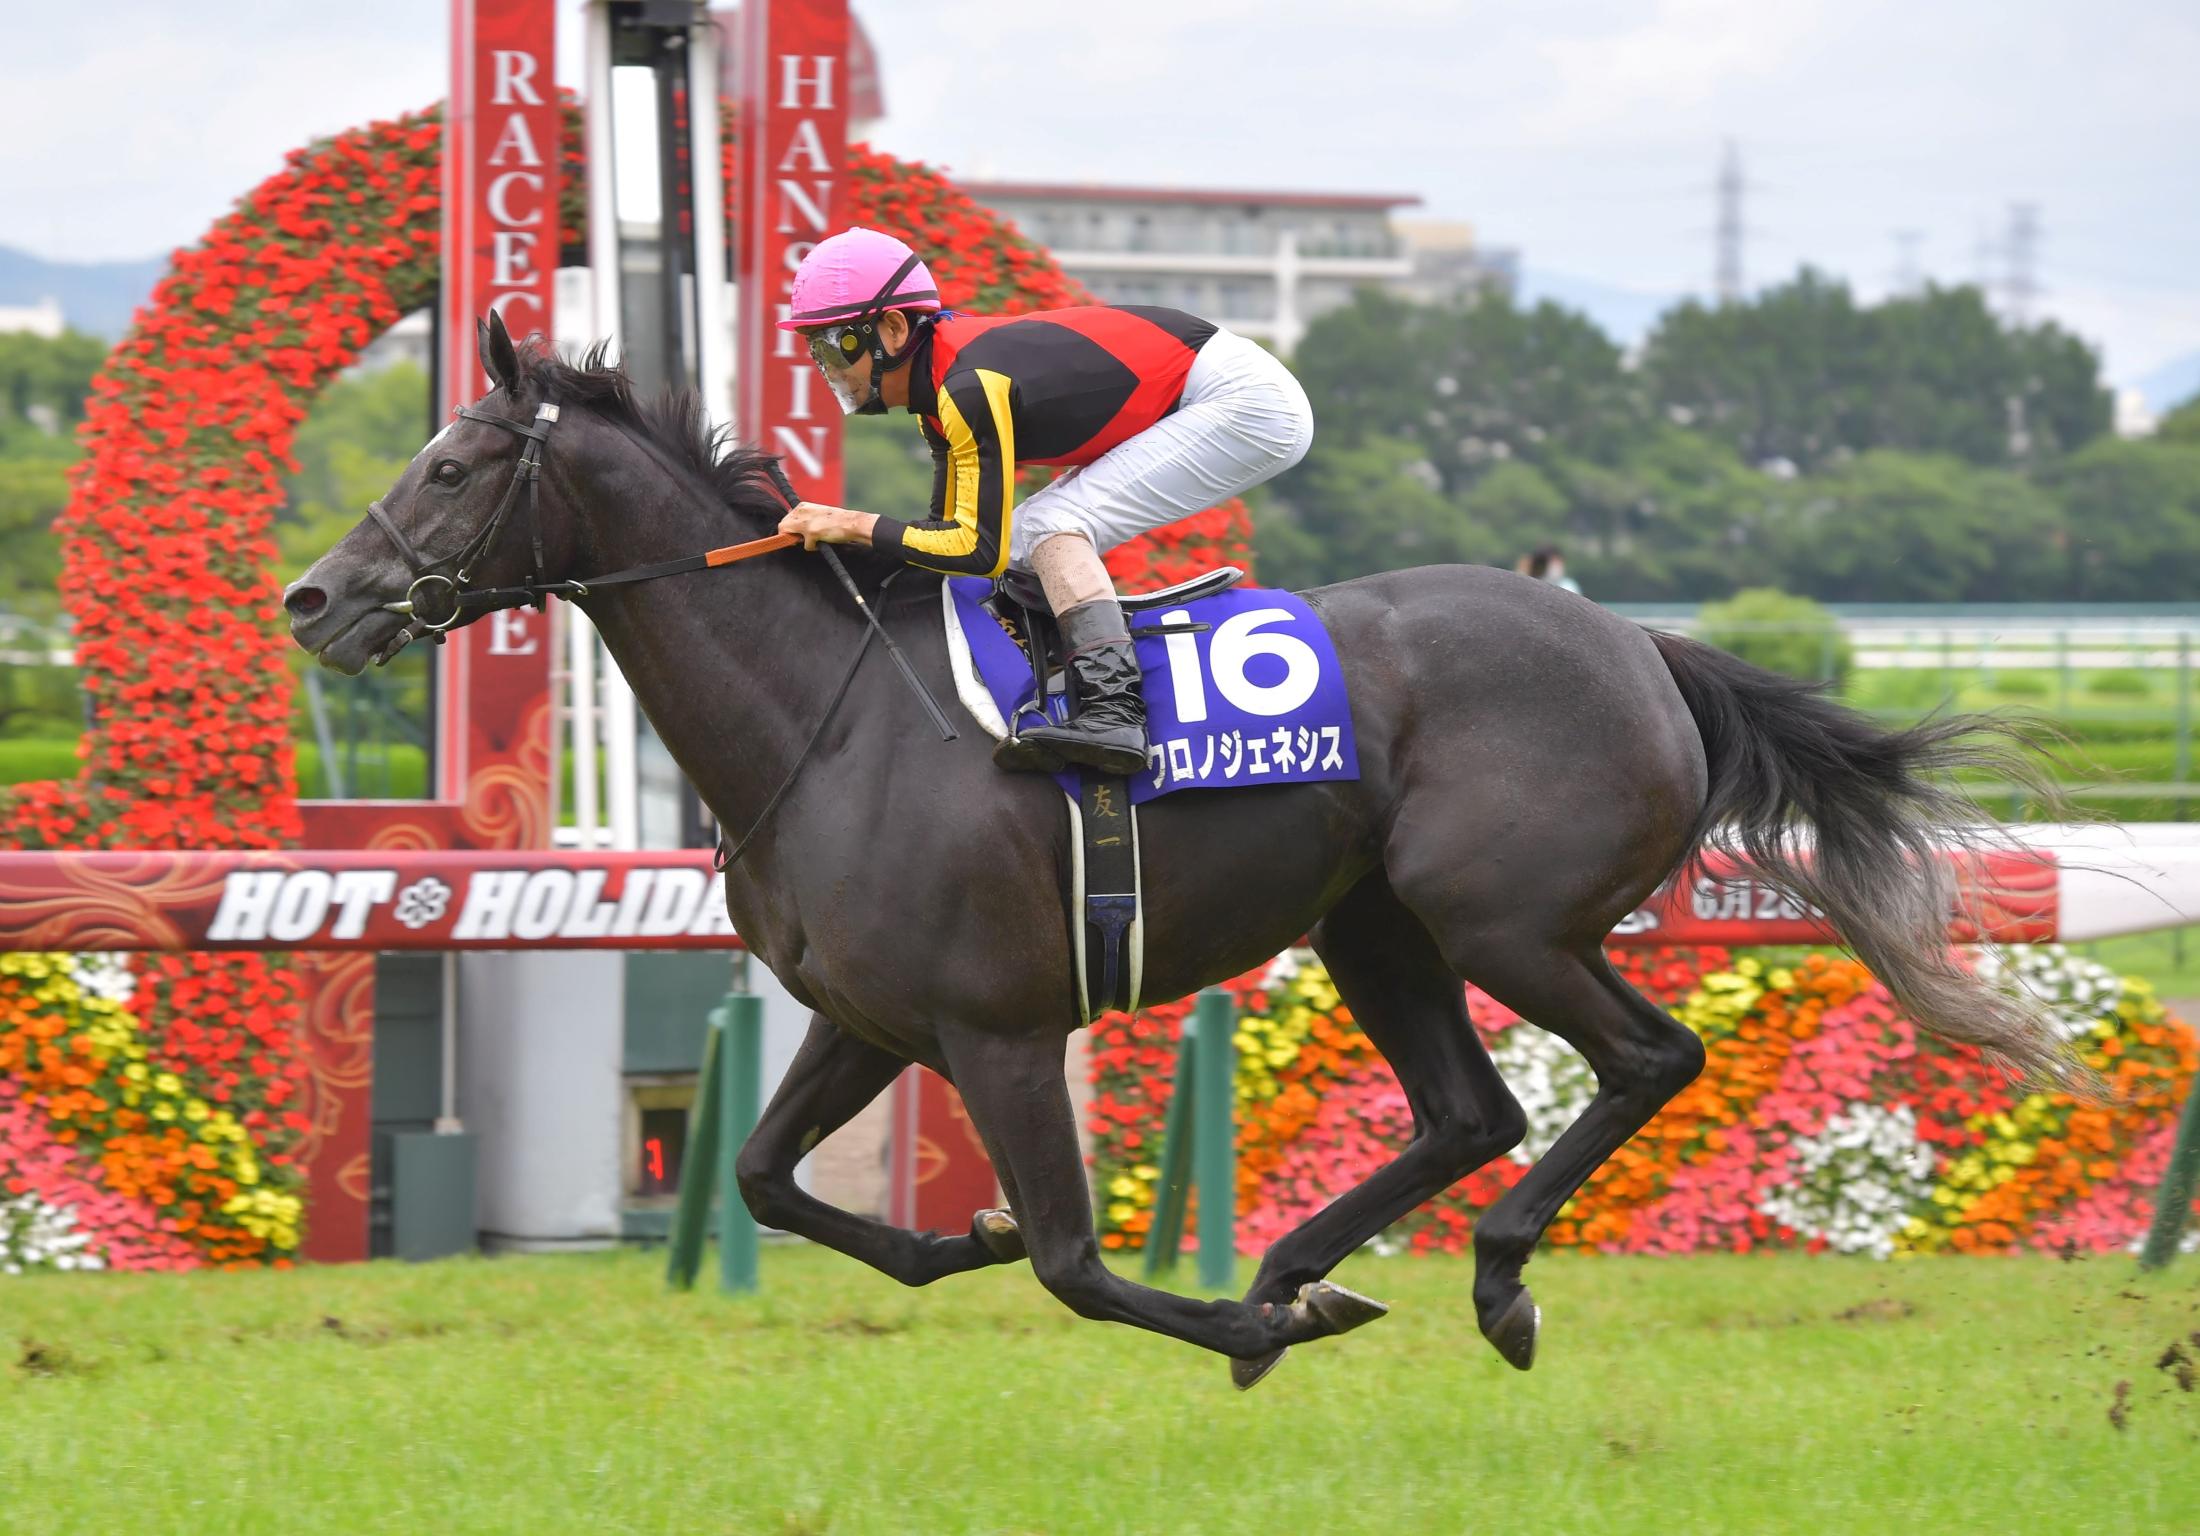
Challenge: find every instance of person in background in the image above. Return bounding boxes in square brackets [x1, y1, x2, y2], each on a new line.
[1525, 544, 1582, 597]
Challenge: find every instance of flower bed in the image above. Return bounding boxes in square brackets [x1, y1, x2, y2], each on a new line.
[0, 954, 303, 1270]
[1088, 944, 2199, 1257]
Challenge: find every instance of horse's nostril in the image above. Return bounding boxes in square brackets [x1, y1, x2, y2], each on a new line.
[285, 584, 329, 619]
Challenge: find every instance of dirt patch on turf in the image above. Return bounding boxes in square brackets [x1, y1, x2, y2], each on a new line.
[1833, 1297, 1917, 1324]
[313, 1314, 457, 1347]
[13, 1338, 86, 1378]
[821, 1314, 913, 1336]
[2104, 1330, 2200, 1432]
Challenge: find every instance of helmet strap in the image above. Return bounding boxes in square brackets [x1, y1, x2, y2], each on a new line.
[833, 251, 941, 415]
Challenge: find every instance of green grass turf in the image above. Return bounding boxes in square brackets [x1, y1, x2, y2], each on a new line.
[2084, 931, 2200, 1002]
[4, 1246, 2197, 1535]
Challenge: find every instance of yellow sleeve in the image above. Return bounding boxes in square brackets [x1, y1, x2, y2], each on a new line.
[871, 367, 1015, 578]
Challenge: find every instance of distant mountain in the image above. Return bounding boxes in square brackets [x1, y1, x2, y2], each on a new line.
[0, 246, 168, 339]
[1513, 269, 1687, 349]
[2135, 350, 2200, 415]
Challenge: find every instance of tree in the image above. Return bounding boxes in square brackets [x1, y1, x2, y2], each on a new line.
[0, 329, 106, 442]
[0, 329, 108, 620]
[1551, 429, 1784, 602]
[0, 446, 74, 620]
[2045, 438, 2200, 600]
[841, 412, 937, 522]
[277, 360, 431, 576]
[1698, 588, 1852, 686]
[1255, 433, 1488, 589]
[1642, 273, 2111, 472]
[1291, 287, 1644, 497]
[1766, 451, 2067, 602]
[2156, 392, 2200, 446]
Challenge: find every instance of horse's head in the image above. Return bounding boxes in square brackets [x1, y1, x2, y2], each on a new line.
[285, 311, 579, 674]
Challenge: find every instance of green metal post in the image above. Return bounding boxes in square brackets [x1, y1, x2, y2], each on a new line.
[718, 991, 764, 1294]
[2139, 1080, 2200, 1270]
[665, 1021, 724, 1291]
[1143, 1016, 1200, 1277]
[1194, 988, 1237, 1291]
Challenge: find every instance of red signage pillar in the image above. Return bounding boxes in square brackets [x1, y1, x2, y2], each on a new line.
[296, 0, 564, 1262]
[736, 0, 848, 504]
[887, 1068, 1001, 1235]
[437, 0, 561, 828]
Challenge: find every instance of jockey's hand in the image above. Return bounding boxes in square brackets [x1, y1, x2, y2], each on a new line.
[779, 502, 877, 551]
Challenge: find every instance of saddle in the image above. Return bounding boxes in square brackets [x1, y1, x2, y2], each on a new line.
[986, 564, 1244, 711]
[985, 564, 1243, 1022]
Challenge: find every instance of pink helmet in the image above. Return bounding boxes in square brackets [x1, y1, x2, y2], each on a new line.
[777, 228, 941, 332]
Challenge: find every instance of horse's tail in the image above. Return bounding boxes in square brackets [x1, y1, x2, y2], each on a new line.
[1648, 629, 2077, 1087]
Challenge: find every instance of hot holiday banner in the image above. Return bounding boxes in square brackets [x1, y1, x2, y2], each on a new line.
[0, 848, 2058, 953]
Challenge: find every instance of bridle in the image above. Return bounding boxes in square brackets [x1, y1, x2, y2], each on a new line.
[364, 387, 959, 866]
[372, 394, 807, 643]
[373, 399, 563, 636]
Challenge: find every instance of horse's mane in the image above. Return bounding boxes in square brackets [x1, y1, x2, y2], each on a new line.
[515, 342, 910, 592]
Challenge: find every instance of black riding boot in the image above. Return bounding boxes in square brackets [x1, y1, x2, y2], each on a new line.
[995, 598, 1149, 777]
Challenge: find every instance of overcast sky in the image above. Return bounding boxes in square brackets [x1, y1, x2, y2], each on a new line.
[3, 0, 2194, 390]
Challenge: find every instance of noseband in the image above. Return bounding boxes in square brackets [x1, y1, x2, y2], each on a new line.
[373, 400, 560, 635]
[356, 391, 960, 867]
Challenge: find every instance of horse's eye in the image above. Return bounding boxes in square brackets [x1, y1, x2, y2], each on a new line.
[433, 461, 464, 486]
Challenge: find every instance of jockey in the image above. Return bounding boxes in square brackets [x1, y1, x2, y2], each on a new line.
[776, 227, 1314, 777]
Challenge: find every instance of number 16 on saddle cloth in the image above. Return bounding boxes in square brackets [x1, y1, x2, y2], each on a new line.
[949, 579, 1359, 802]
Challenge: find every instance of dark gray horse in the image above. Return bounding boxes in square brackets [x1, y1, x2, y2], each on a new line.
[286, 316, 2065, 1385]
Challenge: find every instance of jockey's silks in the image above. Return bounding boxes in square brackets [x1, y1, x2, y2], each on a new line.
[869, 306, 1220, 578]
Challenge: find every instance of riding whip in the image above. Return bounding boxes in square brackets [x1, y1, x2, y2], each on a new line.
[764, 464, 958, 743]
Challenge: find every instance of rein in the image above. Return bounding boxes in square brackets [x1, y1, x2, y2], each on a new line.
[369, 391, 958, 869]
[374, 400, 802, 634]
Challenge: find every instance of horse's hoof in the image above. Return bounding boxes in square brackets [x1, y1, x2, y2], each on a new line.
[1231, 1347, 1288, 1391]
[1298, 1281, 1389, 1336]
[972, 1208, 1025, 1263]
[1482, 1289, 1540, 1371]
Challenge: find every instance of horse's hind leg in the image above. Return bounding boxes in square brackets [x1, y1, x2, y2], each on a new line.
[936, 1019, 1387, 1366]
[1231, 875, 1524, 1380]
[1444, 941, 1705, 1369]
[734, 1011, 1019, 1286]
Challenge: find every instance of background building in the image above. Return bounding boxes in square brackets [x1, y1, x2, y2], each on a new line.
[961, 182, 1514, 354]
[0, 297, 66, 338]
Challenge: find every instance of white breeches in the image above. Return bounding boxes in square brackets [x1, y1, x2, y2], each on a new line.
[1007, 327, 1314, 567]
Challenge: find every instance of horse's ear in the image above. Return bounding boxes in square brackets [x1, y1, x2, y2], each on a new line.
[479, 310, 521, 392]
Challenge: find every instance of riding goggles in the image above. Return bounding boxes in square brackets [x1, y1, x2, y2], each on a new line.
[805, 323, 870, 374]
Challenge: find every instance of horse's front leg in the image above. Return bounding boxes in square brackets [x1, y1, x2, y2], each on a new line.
[936, 1019, 1387, 1368]
[734, 1011, 1024, 1286]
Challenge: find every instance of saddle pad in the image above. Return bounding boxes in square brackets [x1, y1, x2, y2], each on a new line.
[943, 576, 1360, 804]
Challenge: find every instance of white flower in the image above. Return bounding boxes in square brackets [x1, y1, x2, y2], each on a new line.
[1259, 948, 1306, 989]
[68, 951, 136, 1004]
[0, 1192, 107, 1276]
[1486, 1023, 1598, 1163]
[1974, 944, 2122, 1042]
[1759, 1103, 1938, 1258]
